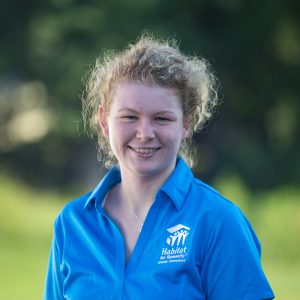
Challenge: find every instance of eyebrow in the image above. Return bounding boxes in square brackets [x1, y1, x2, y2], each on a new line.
[117, 108, 138, 113]
[117, 108, 176, 115]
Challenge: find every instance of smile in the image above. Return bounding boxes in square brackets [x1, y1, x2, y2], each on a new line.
[128, 146, 160, 154]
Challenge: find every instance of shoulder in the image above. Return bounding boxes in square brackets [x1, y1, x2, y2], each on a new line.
[188, 177, 257, 242]
[54, 191, 92, 228]
[189, 177, 262, 252]
[189, 177, 236, 213]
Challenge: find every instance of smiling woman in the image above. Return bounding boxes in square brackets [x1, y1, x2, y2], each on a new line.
[82, 34, 219, 169]
[44, 34, 274, 300]
[99, 83, 188, 183]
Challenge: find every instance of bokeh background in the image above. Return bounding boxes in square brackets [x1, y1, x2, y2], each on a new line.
[1, 0, 299, 299]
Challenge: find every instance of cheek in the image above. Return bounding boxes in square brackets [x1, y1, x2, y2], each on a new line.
[162, 129, 183, 148]
[108, 123, 131, 145]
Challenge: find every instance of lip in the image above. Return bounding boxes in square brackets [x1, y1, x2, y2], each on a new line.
[128, 145, 161, 156]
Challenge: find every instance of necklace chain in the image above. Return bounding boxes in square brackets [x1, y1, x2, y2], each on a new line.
[104, 189, 144, 233]
[131, 209, 144, 233]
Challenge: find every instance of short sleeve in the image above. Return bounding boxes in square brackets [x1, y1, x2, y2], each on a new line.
[201, 205, 274, 300]
[44, 220, 64, 300]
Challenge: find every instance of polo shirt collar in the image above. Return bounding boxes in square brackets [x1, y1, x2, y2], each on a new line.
[160, 157, 193, 210]
[84, 167, 121, 209]
[84, 157, 193, 211]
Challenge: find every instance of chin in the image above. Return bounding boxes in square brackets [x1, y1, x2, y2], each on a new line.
[133, 162, 173, 178]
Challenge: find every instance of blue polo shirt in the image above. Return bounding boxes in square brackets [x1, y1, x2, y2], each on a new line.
[44, 158, 274, 300]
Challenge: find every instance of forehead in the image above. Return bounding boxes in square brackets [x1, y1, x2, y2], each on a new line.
[110, 82, 182, 112]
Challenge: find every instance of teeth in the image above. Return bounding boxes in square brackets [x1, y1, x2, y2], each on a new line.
[131, 147, 158, 154]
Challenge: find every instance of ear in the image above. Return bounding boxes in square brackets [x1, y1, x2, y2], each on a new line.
[98, 106, 109, 137]
[182, 118, 190, 140]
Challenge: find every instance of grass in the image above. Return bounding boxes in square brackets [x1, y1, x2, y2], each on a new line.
[0, 173, 68, 300]
[254, 187, 300, 300]
[1, 172, 300, 299]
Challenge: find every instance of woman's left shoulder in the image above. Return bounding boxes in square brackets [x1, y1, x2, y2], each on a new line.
[190, 177, 237, 212]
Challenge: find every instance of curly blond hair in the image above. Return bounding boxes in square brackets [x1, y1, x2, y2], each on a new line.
[82, 34, 219, 168]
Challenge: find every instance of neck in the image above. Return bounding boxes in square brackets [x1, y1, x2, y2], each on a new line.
[119, 176, 160, 212]
[118, 164, 176, 213]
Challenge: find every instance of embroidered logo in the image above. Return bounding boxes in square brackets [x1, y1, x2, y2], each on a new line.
[158, 224, 191, 265]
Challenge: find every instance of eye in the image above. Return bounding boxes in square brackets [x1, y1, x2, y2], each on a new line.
[155, 117, 169, 121]
[155, 116, 172, 123]
[121, 115, 138, 122]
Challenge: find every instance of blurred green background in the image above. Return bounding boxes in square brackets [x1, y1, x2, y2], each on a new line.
[0, 0, 299, 299]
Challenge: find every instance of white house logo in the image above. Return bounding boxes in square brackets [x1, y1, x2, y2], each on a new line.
[158, 224, 191, 265]
[166, 224, 190, 246]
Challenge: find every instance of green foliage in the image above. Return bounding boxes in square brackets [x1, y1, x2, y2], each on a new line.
[0, 0, 299, 189]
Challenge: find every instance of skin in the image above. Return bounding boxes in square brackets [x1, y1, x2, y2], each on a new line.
[98, 82, 189, 263]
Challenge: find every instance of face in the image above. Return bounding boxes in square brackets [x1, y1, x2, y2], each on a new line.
[99, 82, 189, 181]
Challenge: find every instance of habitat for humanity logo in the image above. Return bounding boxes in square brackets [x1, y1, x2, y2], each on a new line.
[158, 224, 190, 265]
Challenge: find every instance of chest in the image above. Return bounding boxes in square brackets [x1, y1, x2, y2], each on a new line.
[104, 203, 147, 264]
[117, 216, 143, 264]
[61, 201, 204, 300]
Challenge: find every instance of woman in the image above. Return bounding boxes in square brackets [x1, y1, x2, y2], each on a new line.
[44, 35, 274, 299]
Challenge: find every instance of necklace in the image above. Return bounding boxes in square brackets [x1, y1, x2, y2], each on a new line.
[103, 189, 144, 233]
[131, 209, 144, 233]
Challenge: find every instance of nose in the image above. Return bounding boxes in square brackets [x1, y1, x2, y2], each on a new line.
[136, 118, 155, 141]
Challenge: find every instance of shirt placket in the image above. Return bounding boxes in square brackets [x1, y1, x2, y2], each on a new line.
[122, 192, 164, 299]
[96, 204, 126, 299]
